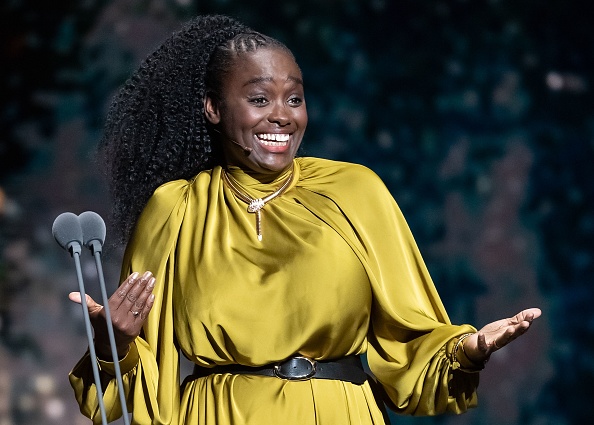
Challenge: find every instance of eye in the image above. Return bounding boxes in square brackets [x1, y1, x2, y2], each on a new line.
[287, 96, 304, 107]
[248, 96, 269, 106]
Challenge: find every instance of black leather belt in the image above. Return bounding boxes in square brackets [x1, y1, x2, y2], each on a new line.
[190, 355, 368, 385]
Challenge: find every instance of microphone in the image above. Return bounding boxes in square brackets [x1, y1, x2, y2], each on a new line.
[229, 137, 253, 155]
[52, 212, 83, 256]
[79, 211, 131, 425]
[79, 211, 106, 254]
[52, 212, 109, 425]
[212, 127, 253, 155]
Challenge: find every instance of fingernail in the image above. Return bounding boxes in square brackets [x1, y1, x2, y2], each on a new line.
[147, 278, 156, 289]
[130, 271, 140, 280]
[142, 271, 152, 279]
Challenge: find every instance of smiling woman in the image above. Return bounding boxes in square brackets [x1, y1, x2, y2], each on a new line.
[204, 47, 308, 174]
[67, 14, 540, 425]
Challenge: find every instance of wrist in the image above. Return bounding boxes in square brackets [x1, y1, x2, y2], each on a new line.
[96, 342, 139, 376]
[459, 341, 489, 367]
[459, 339, 488, 370]
[451, 333, 486, 372]
[95, 342, 131, 361]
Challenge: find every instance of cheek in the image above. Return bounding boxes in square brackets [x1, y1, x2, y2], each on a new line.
[232, 114, 264, 135]
[296, 110, 308, 128]
[294, 104, 308, 124]
[222, 105, 262, 131]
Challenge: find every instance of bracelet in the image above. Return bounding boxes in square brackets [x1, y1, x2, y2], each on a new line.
[461, 338, 488, 369]
[451, 333, 486, 373]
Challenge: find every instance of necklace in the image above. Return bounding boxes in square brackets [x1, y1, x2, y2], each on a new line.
[222, 165, 295, 241]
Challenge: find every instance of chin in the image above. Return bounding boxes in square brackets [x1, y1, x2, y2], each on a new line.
[253, 155, 295, 174]
[257, 163, 292, 174]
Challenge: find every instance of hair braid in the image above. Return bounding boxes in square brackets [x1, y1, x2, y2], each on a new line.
[99, 15, 249, 244]
[99, 15, 294, 244]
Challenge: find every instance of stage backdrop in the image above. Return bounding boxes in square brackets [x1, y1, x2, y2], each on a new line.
[1, 1, 592, 424]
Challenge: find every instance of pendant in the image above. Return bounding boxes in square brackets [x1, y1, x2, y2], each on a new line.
[248, 198, 265, 213]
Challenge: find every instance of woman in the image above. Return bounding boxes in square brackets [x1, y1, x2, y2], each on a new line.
[69, 15, 540, 425]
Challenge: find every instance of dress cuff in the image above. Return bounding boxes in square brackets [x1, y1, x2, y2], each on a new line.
[456, 344, 485, 372]
[448, 333, 485, 373]
[97, 342, 139, 375]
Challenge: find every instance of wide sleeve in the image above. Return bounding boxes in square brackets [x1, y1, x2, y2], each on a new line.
[297, 159, 479, 416]
[362, 192, 480, 415]
[69, 178, 191, 424]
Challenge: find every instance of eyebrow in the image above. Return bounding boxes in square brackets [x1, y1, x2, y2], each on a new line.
[243, 76, 304, 87]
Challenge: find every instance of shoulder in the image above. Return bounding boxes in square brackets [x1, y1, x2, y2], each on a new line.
[124, 174, 209, 268]
[148, 168, 215, 209]
[296, 157, 388, 194]
[135, 169, 216, 238]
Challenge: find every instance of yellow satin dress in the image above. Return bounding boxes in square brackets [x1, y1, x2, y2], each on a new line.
[70, 157, 479, 424]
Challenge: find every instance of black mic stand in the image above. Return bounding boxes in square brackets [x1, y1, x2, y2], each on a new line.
[52, 213, 109, 425]
[80, 211, 131, 425]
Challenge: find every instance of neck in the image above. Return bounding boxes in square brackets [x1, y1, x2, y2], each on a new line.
[225, 162, 294, 185]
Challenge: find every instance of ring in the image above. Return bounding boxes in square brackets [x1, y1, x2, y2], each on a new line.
[131, 310, 140, 317]
[493, 339, 501, 349]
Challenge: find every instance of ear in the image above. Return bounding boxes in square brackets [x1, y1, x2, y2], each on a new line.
[204, 94, 221, 125]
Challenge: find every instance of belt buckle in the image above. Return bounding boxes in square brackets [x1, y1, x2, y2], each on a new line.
[273, 356, 317, 381]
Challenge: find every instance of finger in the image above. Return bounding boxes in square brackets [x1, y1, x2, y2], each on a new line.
[112, 272, 141, 308]
[523, 307, 542, 321]
[496, 325, 525, 350]
[123, 271, 153, 309]
[477, 332, 489, 354]
[68, 292, 104, 314]
[133, 278, 155, 318]
[68, 291, 82, 304]
[139, 293, 156, 321]
[131, 276, 156, 312]
[68, 292, 103, 320]
[130, 280, 156, 321]
[514, 307, 542, 324]
[122, 272, 153, 318]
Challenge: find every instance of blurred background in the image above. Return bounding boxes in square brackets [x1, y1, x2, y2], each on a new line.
[1, 0, 592, 424]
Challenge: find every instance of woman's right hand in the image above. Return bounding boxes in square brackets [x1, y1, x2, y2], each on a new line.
[69, 271, 156, 360]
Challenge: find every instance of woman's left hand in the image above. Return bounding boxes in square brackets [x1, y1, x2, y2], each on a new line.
[462, 308, 542, 364]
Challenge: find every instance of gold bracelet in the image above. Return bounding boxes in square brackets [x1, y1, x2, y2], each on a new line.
[451, 333, 485, 373]
[461, 338, 488, 369]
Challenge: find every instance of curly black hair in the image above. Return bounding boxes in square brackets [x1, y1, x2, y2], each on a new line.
[99, 15, 293, 244]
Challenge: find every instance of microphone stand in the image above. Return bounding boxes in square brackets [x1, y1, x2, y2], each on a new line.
[70, 242, 109, 425]
[88, 239, 131, 425]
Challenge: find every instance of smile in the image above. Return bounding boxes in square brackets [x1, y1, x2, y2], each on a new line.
[256, 133, 290, 146]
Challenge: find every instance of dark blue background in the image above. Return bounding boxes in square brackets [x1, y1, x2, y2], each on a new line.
[1, 1, 591, 424]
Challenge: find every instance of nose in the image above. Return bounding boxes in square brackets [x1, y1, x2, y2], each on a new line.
[267, 102, 291, 126]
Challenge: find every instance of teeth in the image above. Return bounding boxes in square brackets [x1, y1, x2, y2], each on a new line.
[257, 133, 290, 143]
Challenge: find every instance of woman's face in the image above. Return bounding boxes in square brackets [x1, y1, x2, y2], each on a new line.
[205, 47, 307, 175]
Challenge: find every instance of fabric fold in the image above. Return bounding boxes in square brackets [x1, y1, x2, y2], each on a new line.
[70, 157, 479, 424]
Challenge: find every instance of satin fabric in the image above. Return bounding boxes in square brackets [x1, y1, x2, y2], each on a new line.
[70, 157, 478, 424]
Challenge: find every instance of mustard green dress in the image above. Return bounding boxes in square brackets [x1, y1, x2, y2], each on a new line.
[70, 157, 479, 424]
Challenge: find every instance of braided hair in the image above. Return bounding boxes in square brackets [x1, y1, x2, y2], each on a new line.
[99, 15, 294, 244]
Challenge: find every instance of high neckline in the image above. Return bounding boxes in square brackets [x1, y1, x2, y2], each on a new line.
[225, 160, 299, 188]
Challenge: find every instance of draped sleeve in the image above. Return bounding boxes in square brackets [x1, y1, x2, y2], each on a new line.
[69, 176, 194, 424]
[295, 158, 479, 416]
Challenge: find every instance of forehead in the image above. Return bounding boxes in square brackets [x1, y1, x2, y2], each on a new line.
[224, 47, 303, 88]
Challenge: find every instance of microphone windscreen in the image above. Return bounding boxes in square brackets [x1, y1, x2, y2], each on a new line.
[52, 212, 83, 250]
[79, 211, 106, 247]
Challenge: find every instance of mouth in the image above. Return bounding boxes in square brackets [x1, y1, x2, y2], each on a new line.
[254, 133, 292, 152]
[256, 133, 290, 147]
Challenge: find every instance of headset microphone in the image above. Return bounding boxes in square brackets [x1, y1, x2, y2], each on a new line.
[212, 128, 253, 155]
[230, 138, 253, 155]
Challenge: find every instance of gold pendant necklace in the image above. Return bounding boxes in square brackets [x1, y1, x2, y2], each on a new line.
[222, 165, 295, 241]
